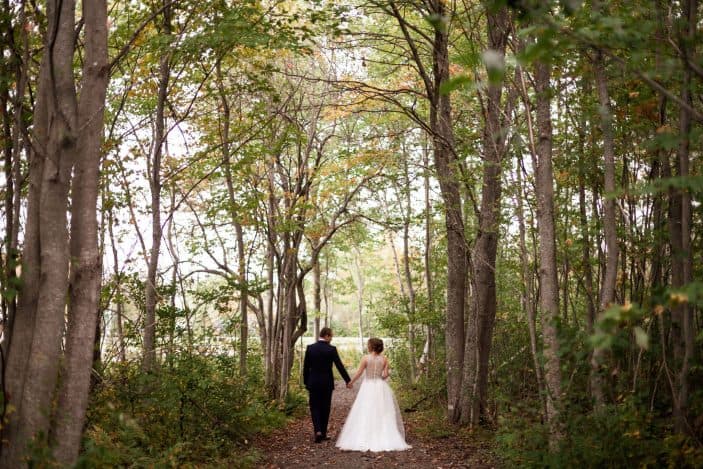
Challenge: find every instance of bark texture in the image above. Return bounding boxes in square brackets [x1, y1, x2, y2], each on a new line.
[217, 59, 249, 375]
[459, 5, 511, 425]
[590, 46, 619, 408]
[670, 0, 697, 435]
[387, 0, 467, 423]
[51, 0, 109, 462]
[144, 1, 172, 371]
[1, 0, 78, 464]
[534, 60, 564, 447]
[426, 0, 467, 423]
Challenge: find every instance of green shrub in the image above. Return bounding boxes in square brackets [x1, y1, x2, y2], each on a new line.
[496, 398, 703, 468]
[79, 354, 289, 468]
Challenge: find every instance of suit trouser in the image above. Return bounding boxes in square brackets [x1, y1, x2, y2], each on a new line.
[308, 386, 333, 436]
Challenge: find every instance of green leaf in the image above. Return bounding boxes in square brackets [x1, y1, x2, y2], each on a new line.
[439, 75, 472, 95]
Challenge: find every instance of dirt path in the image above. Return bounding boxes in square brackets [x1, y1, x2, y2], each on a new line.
[254, 382, 497, 468]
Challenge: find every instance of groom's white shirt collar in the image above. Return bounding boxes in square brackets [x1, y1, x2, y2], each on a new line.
[318, 337, 330, 342]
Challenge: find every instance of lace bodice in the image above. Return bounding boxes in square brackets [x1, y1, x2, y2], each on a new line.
[365, 354, 385, 380]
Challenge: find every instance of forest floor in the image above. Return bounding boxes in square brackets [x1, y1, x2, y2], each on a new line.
[253, 381, 499, 468]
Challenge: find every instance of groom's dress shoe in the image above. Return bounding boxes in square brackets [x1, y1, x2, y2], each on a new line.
[314, 433, 323, 443]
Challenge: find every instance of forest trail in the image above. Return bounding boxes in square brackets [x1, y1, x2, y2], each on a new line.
[254, 381, 498, 468]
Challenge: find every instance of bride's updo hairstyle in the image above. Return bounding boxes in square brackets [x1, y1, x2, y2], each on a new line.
[368, 338, 384, 353]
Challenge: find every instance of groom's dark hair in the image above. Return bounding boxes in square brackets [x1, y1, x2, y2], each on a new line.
[319, 327, 333, 338]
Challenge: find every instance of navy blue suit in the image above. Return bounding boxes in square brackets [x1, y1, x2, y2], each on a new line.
[303, 340, 351, 438]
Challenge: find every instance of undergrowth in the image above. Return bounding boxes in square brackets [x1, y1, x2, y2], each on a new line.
[76, 353, 293, 468]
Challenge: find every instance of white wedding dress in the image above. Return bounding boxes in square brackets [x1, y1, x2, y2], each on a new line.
[335, 354, 411, 452]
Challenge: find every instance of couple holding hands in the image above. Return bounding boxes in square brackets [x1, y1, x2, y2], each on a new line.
[302, 327, 410, 452]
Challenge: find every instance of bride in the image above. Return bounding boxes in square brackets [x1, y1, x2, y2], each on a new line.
[335, 338, 411, 452]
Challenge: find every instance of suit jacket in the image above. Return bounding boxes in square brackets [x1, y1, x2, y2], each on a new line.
[303, 340, 351, 391]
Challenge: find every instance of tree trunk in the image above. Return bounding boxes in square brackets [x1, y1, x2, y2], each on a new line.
[313, 255, 322, 340]
[51, 1, 108, 463]
[217, 60, 249, 376]
[264, 244, 276, 392]
[108, 210, 126, 363]
[561, 225, 571, 324]
[387, 0, 465, 422]
[590, 46, 619, 408]
[323, 255, 331, 328]
[534, 59, 564, 448]
[278, 250, 307, 400]
[235, 221, 248, 375]
[387, 217, 416, 381]
[264, 160, 277, 394]
[421, 139, 434, 367]
[648, 84, 667, 298]
[2, 23, 46, 461]
[427, 0, 466, 423]
[353, 248, 365, 352]
[388, 229, 407, 297]
[576, 107, 597, 334]
[671, 0, 697, 435]
[166, 189, 178, 360]
[144, 1, 172, 372]
[0, 0, 23, 347]
[1, 0, 78, 463]
[460, 5, 510, 426]
[517, 152, 546, 416]
[401, 155, 418, 383]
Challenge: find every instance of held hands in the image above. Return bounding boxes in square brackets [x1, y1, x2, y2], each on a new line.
[346, 381, 353, 389]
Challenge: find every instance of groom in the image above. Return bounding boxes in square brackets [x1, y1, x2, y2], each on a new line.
[303, 327, 351, 443]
